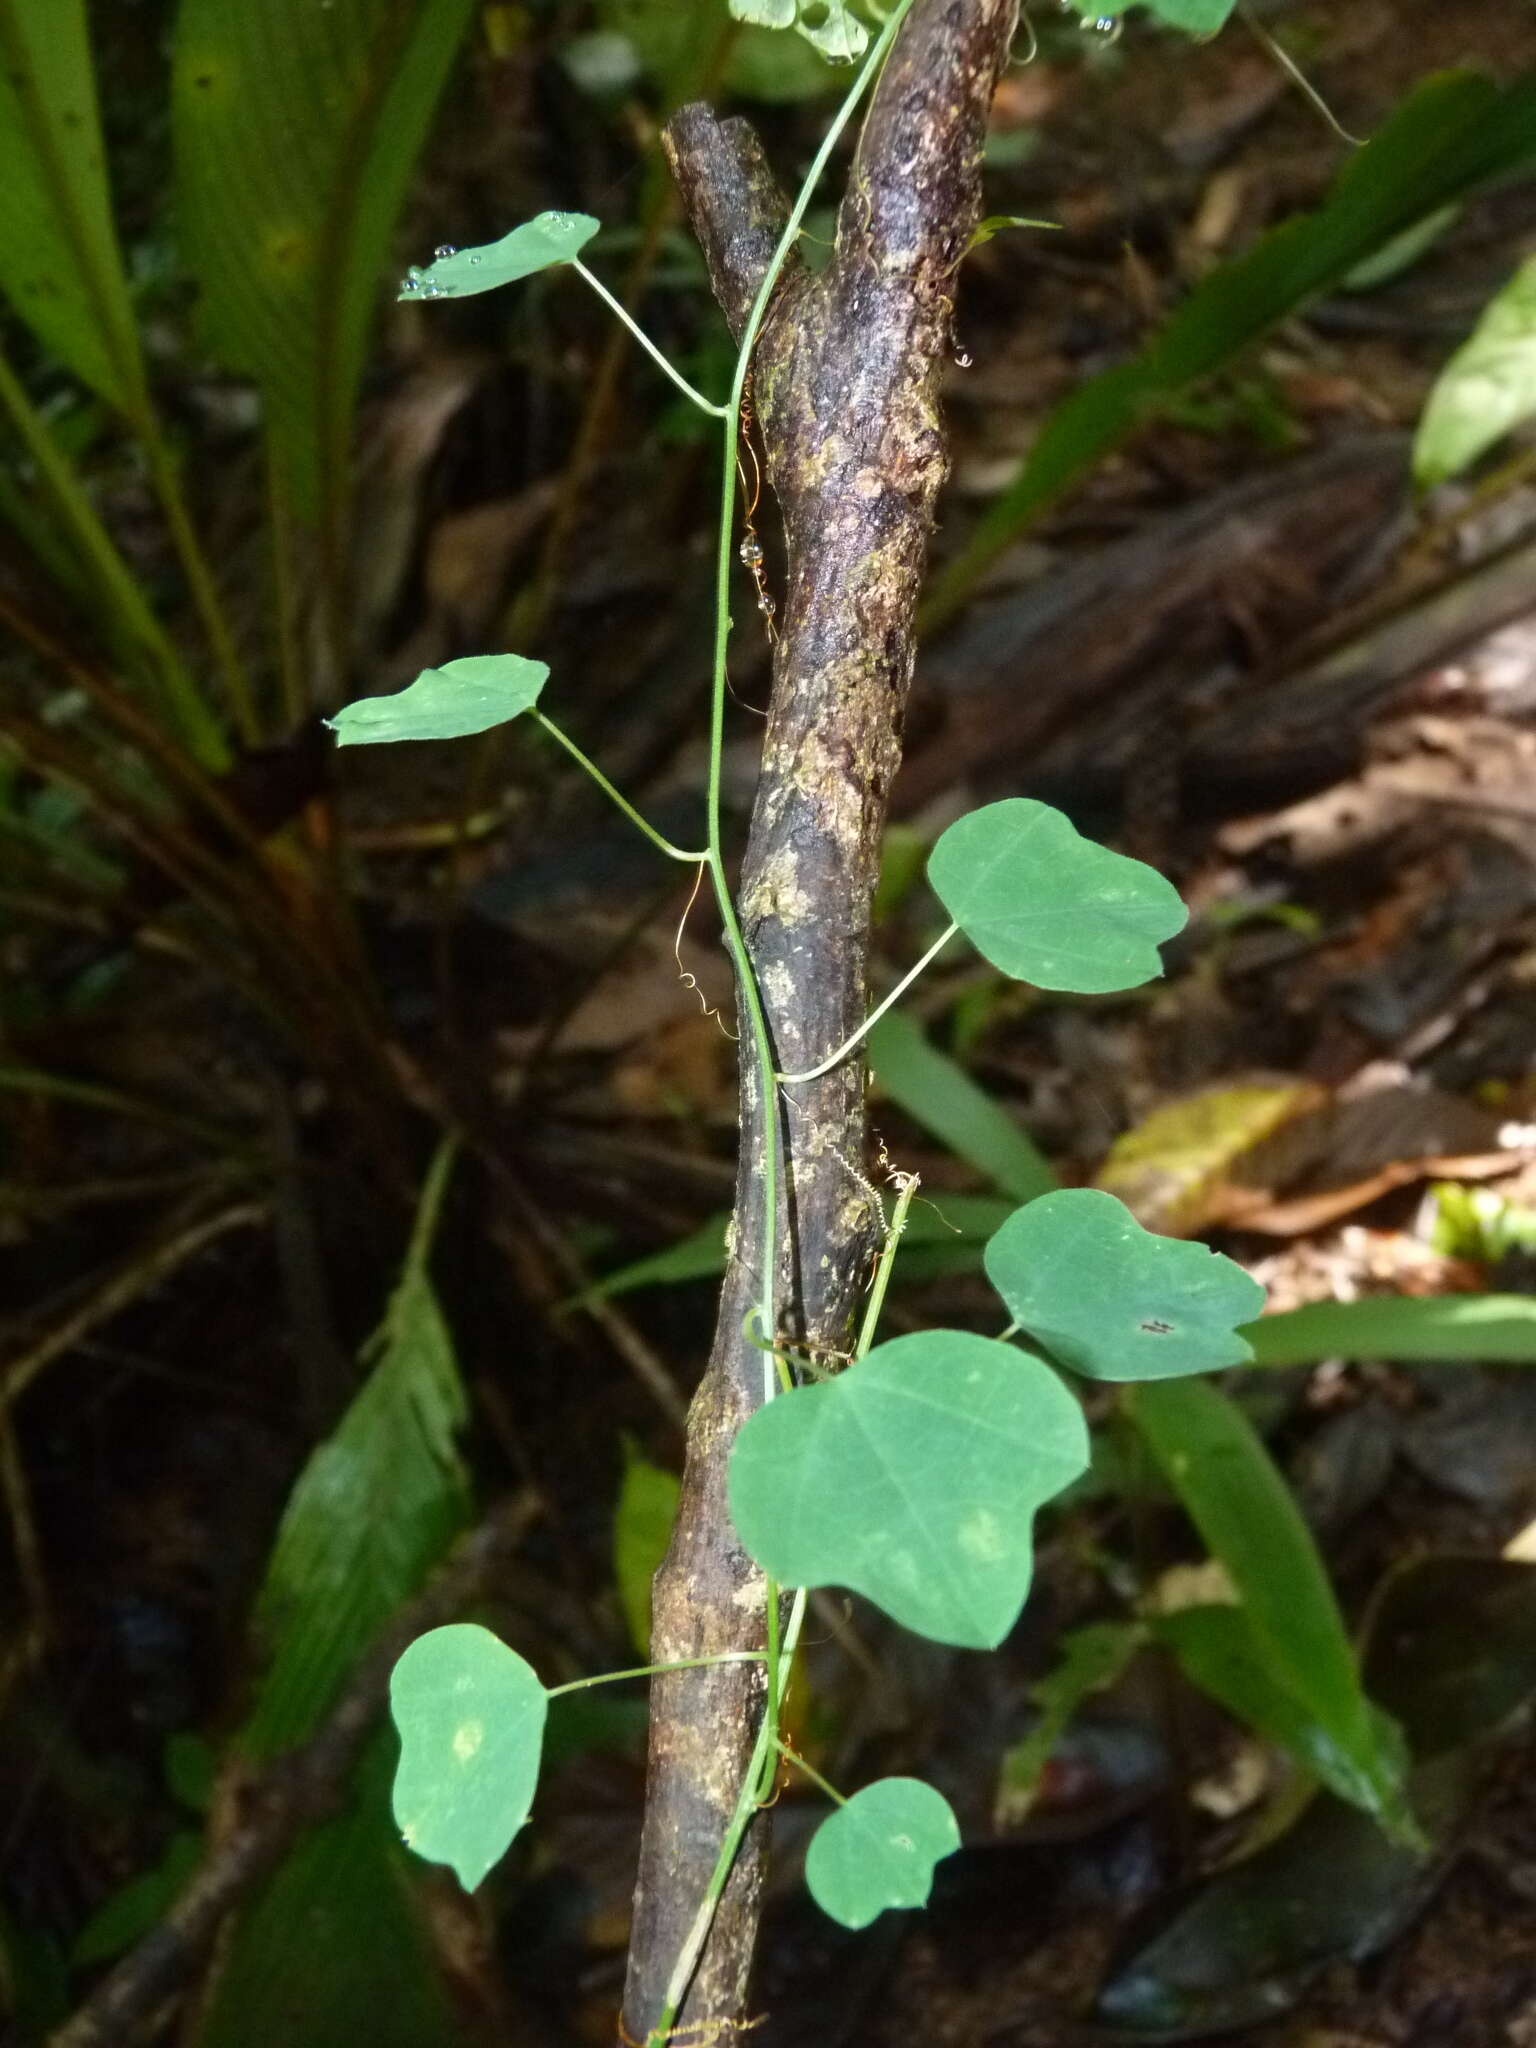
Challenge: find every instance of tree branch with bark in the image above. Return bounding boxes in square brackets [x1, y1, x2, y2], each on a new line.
[622, 5, 1017, 2035]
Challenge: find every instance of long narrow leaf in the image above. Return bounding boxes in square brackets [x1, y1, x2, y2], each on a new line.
[926, 69, 1536, 627]
[0, 0, 146, 413]
[173, 0, 477, 532]
[1242, 1292, 1536, 1368]
[1127, 1378, 1406, 1818]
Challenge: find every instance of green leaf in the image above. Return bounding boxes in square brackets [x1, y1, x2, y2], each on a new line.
[928, 801, 1187, 994]
[1127, 1378, 1405, 1819]
[996, 1620, 1147, 1827]
[986, 1188, 1265, 1382]
[869, 1011, 1057, 1204]
[728, 0, 867, 59]
[400, 211, 600, 301]
[197, 1749, 456, 2048]
[614, 1438, 680, 1654]
[1414, 254, 1536, 487]
[804, 1778, 960, 1929]
[329, 654, 548, 746]
[389, 1623, 548, 1891]
[0, 0, 145, 413]
[1138, 0, 1237, 29]
[1157, 1603, 1411, 1825]
[173, 0, 477, 526]
[1241, 1292, 1536, 1369]
[926, 70, 1536, 628]
[728, 1330, 1089, 1649]
[198, 1149, 471, 2043]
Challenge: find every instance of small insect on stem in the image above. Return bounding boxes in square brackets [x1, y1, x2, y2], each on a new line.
[737, 373, 779, 646]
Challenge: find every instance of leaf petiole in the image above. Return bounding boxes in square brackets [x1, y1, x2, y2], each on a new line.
[545, 1652, 766, 1698]
[778, 923, 961, 1084]
[572, 259, 730, 418]
[532, 711, 707, 862]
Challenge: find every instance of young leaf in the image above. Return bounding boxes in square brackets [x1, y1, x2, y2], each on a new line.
[389, 1623, 548, 1891]
[1414, 254, 1536, 488]
[928, 801, 1187, 994]
[400, 212, 600, 300]
[329, 654, 548, 745]
[1241, 1291, 1536, 1369]
[985, 1188, 1265, 1382]
[868, 1011, 1058, 1205]
[613, 1438, 680, 1654]
[804, 1778, 960, 1929]
[728, 1330, 1089, 1649]
[1127, 1378, 1406, 1820]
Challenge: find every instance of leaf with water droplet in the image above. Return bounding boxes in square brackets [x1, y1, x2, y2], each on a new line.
[328, 653, 547, 746]
[399, 212, 599, 301]
[805, 1778, 961, 1928]
[985, 1188, 1265, 1382]
[390, 1624, 547, 1890]
[928, 798, 1187, 994]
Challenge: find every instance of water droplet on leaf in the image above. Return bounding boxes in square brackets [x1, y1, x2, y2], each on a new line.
[434, 244, 457, 260]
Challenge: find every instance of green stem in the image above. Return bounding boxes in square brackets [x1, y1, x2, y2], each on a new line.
[532, 711, 707, 862]
[778, 922, 960, 1083]
[856, 1172, 920, 1362]
[571, 259, 729, 418]
[139, 416, 260, 745]
[0, 349, 227, 770]
[649, 1590, 808, 2044]
[545, 1651, 766, 1699]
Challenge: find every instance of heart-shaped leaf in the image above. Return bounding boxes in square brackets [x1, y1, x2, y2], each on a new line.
[985, 1188, 1265, 1382]
[329, 654, 547, 746]
[389, 1623, 547, 1890]
[927, 800, 1187, 994]
[805, 1778, 960, 1929]
[400, 211, 599, 301]
[728, 1331, 1088, 1649]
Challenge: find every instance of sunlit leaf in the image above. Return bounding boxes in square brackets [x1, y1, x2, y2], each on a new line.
[928, 801, 1186, 994]
[389, 1623, 548, 1891]
[329, 654, 548, 745]
[728, 1331, 1088, 1649]
[613, 1438, 679, 1654]
[869, 1012, 1057, 1204]
[1128, 1378, 1407, 1827]
[173, 0, 477, 525]
[1415, 254, 1536, 487]
[399, 211, 600, 300]
[0, 0, 144, 412]
[986, 1188, 1265, 1382]
[805, 1779, 960, 1929]
[1241, 1292, 1536, 1369]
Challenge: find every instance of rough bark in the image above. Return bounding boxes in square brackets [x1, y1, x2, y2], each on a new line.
[621, 4, 1017, 2037]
